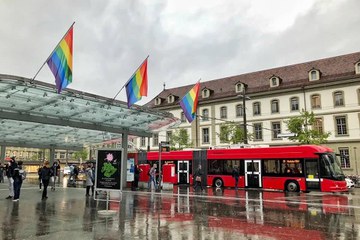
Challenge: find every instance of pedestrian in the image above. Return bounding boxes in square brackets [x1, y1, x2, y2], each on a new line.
[12, 161, 26, 202]
[0, 163, 4, 183]
[193, 164, 204, 191]
[37, 164, 42, 191]
[232, 166, 240, 190]
[51, 160, 60, 190]
[132, 164, 142, 191]
[40, 160, 53, 200]
[91, 163, 97, 195]
[5, 156, 17, 199]
[85, 163, 94, 197]
[148, 164, 157, 190]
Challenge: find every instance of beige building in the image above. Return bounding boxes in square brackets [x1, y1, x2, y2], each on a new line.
[140, 52, 360, 175]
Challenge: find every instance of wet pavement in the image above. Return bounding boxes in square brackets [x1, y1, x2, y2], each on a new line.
[0, 180, 360, 240]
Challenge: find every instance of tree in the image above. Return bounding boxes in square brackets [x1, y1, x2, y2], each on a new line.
[170, 129, 193, 150]
[285, 110, 331, 144]
[217, 122, 252, 144]
[73, 148, 88, 161]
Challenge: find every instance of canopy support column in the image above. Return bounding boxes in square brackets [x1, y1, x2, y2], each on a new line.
[0, 145, 5, 164]
[121, 133, 128, 188]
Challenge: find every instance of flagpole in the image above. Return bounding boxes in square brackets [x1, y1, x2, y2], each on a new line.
[112, 55, 149, 100]
[32, 21, 75, 81]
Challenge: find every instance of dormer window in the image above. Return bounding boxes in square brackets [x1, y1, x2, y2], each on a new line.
[235, 83, 245, 93]
[155, 97, 162, 106]
[309, 69, 320, 81]
[202, 88, 210, 98]
[167, 95, 174, 103]
[355, 61, 360, 74]
[269, 76, 280, 87]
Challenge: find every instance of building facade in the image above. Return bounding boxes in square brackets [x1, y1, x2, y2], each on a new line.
[140, 52, 360, 175]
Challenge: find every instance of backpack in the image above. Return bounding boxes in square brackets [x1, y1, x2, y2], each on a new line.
[19, 169, 27, 180]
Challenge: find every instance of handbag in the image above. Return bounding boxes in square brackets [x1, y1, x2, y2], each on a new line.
[195, 176, 201, 182]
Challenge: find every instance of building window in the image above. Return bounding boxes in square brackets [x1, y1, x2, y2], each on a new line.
[152, 133, 159, 146]
[220, 106, 227, 119]
[313, 118, 324, 134]
[271, 122, 281, 139]
[155, 98, 162, 105]
[202, 128, 210, 144]
[290, 97, 299, 111]
[166, 131, 172, 142]
[333, 91, 344, 107]
[270, 77, 280, 87]
[202, 109, 209, 121]
[236, 104, 243, 117]
[202, 89, 210, 98]
[253, 123, 263, 141]
[140, 137, 146, 147]
[356, 62, 360, 74]
[167, 95, 174, 103]
[271, 99, 279, 113]
[335, 116, 348, 135]
[59, 152, 66, 159]
[235, 83, 245, 93]
[253, 102, 261, 116]
[311, 94, 321, 109]
[339, 148, 350, 168]
[309, 69, 320, 81]
[181, 112, 186, 123]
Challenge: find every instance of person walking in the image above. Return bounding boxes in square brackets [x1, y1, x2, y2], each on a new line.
[0, 163, 4, 183]
[232, 166, 240, 190]
[12, 161, 25, 202]
[37, 164, 42, 191]
[40, 161, 52, 200]
[85, 163, 94, 197]
[51, 160, 60, 191]
[148, 164, 157, 191]
[193, 164, 204, 191]
[5, 157, 17, 199]
[132, 164, 142, 191]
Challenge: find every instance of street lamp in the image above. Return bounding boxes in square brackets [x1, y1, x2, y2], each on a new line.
[237, 83, 250, 144]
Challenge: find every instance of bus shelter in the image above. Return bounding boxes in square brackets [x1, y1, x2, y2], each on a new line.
[0, 74, 179, 186]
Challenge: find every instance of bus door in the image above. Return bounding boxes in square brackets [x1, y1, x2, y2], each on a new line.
[178, 161, 189, 184]
[305, 159, 320, 190]
[245, 160, 262, 188]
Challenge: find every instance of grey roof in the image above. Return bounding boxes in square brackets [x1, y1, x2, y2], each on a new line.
[0, 74, 179, 150]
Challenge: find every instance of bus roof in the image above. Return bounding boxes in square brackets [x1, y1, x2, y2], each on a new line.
[207, 145, 333, 160]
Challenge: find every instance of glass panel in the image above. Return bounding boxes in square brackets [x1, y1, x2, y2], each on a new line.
[305, 161, 318, 178]
[246, 162, 253, 172]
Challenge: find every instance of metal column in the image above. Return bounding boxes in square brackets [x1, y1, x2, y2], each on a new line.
[0, 145, 5, 164]
[121, 132, 128, 188]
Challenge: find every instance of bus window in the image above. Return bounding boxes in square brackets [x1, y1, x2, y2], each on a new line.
[263, 160, 281, 175]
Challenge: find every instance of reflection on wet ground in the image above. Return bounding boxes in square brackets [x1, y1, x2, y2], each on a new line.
[0, 181, 360, 239]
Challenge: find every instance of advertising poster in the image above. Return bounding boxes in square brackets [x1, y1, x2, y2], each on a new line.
[96, 149, 122, 190]
[127, 158, 134, 182]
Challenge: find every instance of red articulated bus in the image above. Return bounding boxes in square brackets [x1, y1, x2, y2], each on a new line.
[143, 145, 347, 192]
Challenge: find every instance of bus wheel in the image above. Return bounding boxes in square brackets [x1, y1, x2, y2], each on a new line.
[285, 181, 299, 192]
[214, 178, 223, 188]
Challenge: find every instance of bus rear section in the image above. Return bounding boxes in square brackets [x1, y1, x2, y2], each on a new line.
[204, 145, 347, 192]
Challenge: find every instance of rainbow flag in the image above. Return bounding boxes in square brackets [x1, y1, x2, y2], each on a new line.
[179, 82, 200, 123]
[125, 58, 148, 107]
[47, 25, 73, 94]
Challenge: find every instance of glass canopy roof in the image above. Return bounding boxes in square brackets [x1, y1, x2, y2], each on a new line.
[0, 74, 179, 150]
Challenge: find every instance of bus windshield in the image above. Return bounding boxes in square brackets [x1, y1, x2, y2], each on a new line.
[321, 153, 345, 180]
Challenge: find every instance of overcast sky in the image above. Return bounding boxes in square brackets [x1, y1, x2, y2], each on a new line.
[1, 0, 359, 105]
